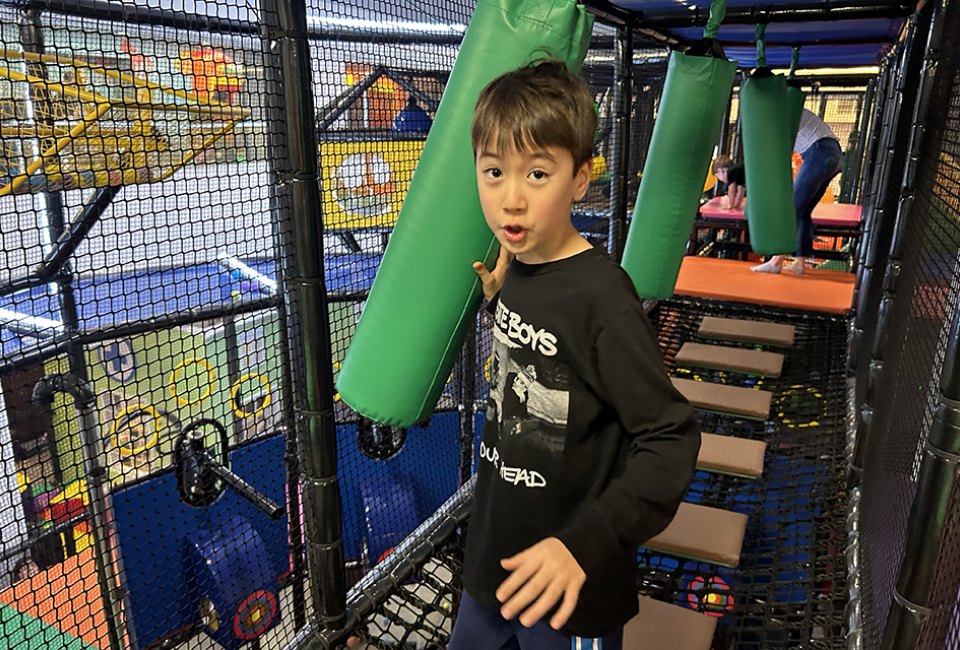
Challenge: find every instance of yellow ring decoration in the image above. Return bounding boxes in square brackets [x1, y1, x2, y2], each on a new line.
[231, 373, 272, 419]
[168, 357, 217, 406]
[333, 360, 342, 402]
[110, 404, 163, 457]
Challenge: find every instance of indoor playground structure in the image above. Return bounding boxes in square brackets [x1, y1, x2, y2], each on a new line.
[0, 0, 959, 649]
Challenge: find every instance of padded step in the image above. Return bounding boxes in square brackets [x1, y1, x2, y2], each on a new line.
[643, 502, 748, 567]
[672, 377, 773, 420]
[676, 342, 784, 377]
[698, 432, 766, 478]
[698, 316, 795, 347]
[624, 596, 717, 650]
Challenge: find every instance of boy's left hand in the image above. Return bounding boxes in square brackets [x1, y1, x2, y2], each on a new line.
[496, 537, 586, 631]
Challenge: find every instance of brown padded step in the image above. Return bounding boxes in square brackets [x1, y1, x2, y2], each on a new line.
[643, 502, 748, 567]
[698, 316, 795, 347]
[624, 596, 717, 650]
[698, 432, 766, 478]
[672, 377, 772, 420]
[676, 341, 784, 377]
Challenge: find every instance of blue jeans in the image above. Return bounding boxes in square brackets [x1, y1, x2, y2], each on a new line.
[448, 591, 623, 650]
[794, 137, 843, 257]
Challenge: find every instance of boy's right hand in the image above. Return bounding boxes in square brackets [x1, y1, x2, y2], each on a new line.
[473, 246, 513, 301]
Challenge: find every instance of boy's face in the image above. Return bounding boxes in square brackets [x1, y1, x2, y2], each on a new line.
[475, 138, 590, 265]
[715, 167, 729, 183]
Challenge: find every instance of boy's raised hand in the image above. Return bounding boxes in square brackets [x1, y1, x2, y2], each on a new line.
[473, 246, 514, 301]
[495, 537, 586, 631]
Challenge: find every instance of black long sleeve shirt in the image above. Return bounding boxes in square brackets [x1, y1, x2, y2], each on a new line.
[462, 246, 701, 637]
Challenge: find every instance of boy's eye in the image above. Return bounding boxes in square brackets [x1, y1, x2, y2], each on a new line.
[529, 170, 548, 180]
[483, 168, 502, 178]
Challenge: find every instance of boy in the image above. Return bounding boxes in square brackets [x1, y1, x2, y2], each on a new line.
[448, 59, 701, 650]
[711, 154, 746, 210]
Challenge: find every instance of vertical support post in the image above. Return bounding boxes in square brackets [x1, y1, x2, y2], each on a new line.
[607, 22, 633, 261]
[255, 4, 308, 630]
[260, 0, 345, 634]
[458, 319, 477, 486]
[849, 0, 937, 488]
[849, 12, 922, 417]
[881, 276, 960, 649]
[19, 9, 129, 650]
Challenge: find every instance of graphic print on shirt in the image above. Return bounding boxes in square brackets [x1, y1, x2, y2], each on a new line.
[485, 299, 571, 465]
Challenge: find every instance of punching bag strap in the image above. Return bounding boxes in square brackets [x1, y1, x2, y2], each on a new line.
[788, 46, 801, 79]
[755, 24, 767, 69]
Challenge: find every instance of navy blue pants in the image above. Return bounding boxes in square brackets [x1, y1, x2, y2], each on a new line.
[794, 137, 844, 257]
[447, 591, 623, 650]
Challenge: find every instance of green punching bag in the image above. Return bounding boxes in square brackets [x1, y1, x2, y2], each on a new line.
[336, 0, 594, 426]
[621, 2, 736, 299]
[740, 26, 796, 255]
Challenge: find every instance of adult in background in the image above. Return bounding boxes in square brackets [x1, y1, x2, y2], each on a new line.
[752, 108, 843, 274]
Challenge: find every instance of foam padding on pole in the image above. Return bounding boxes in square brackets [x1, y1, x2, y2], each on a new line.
[336, 0, 594, 426]
[621, 52, 736, 299]
[740, 73, 796, 255]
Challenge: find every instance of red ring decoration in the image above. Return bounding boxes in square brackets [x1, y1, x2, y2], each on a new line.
[232, 590, 278, 640]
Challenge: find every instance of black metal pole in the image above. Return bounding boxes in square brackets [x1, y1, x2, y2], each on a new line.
[607, 23, 633, 262]
[19, 9, 129, 650]
[850, 0, 935, 490]
[458, 319, 477, 487]
[850, 12, 921, 413]
[0, 185, 120, 299]
[260, 0, 346, 637]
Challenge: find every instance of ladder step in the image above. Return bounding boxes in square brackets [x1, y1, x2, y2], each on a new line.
[623, 596, 718, 650]
[677, 342, 784, 377]
[698, 432, 766, 478]
[672, 377, 773, 420]
[643, 502, 748, 567]
[698, 316, 795, 347]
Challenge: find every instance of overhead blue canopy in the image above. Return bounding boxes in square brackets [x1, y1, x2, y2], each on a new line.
[600, 0, 912, 67]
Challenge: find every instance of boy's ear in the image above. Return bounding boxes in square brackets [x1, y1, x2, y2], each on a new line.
[573, 160, 591, 201]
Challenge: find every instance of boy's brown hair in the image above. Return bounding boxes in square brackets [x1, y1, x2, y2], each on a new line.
[471, 58, 596, 173]
[711, 154, 734, 175]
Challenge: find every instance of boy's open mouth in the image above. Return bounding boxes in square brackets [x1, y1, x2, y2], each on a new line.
[503, 224, 525, 243]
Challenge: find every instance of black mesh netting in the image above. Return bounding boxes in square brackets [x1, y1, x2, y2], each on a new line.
[648, 299, 851, 649]
[857, 0, 960, 647]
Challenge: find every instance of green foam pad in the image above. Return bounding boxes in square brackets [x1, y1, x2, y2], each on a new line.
[336, 0, 594, 426]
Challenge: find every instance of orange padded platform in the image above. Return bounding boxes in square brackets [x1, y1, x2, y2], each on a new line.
[672, 377, 773, 420]
[698, 316, 795, 347]
[698, 432, 766, 478]
[676, 342, 784, 377]
[0, 549, 109, 650]
[675, 257, 855, 315]
[624, 597, 718, 650]
[699, 196, 863, 228]
[643, 502, 748, 567]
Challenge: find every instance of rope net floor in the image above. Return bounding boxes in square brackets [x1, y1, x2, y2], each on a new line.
[646, 297, 851, 649]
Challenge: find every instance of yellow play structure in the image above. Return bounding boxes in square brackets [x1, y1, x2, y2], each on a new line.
[0, 48, 250, 196]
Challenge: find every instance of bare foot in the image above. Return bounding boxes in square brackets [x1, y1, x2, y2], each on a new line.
[784, 258, 806, 274]
[751, 259, 782, 273]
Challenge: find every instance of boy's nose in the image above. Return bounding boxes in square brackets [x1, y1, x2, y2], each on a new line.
[503, 180, 526, 212]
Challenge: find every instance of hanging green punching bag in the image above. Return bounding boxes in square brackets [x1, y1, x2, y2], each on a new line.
[621, 0, 736, 299]
[740, 26, 796, 255]
[336, 0, 594, 427]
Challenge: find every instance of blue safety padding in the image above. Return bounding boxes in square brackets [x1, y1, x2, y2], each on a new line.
[336, 410, 461, 562]
[112, 434, 288, 650]
[0, 253, 382, 360]
[724, 43, 894, 67]
[607, 0, 906, 67]
[669, 18, 904, 44]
